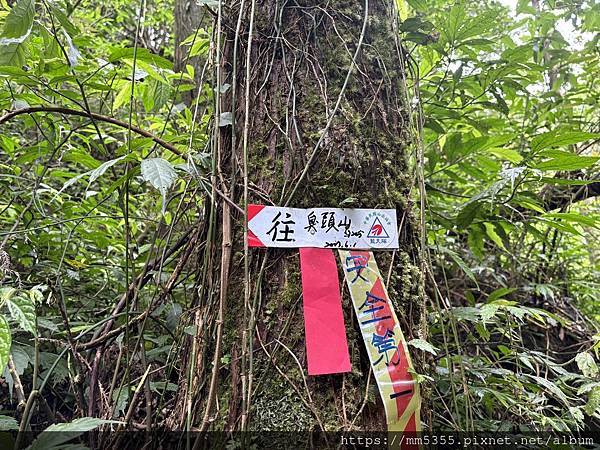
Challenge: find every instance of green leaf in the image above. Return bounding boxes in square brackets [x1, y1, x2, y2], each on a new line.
[7, 293, 36, 335]
[576, 352, 599, 378]
[531, 131, 600, 153]
[569, 406, 585, 424]
[143, 79, 171, 112]
[483, 222, 506, 251]
[0, 286, 16, 304]
[543, 212, 599, 228]
[29, 417, 122, 450]
[528, 375, 570, 406]
[113, 81, 133, 110]
[408, 338, 438, 355]
[451, 306, 480, 322]
[456, 200, 481, 228]
[484, 148, 523, 163]
[438, 246, 478, 287]
[533, 155, 599, 171]
[108, 47, 172, 70]
[585, 386, 600, 416]
[140, 158, 178, 213]
[0, 0, 34, 66]
[0, 0, 35, 42]
[0, 414, 18, 431]
[58, 156, 128, 196]
[487, 287, 517, 302]
[480, 303, 500, 321]
[48, 3, 79, 36]
[467, 226, 485, 259]
[536, 217, 582, 236]
[89, 156, 127, 184]
[0, 315, 10, 373]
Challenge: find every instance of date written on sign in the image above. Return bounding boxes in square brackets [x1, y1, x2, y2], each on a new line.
[247, 205, 399, 249]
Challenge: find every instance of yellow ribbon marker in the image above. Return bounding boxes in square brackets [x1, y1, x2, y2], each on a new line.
[339, 250, 421, 432]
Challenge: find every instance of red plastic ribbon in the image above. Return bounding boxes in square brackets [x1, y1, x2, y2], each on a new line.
[299, 248, 351, 375]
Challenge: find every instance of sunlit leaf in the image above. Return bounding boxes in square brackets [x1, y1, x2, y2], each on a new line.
[0, 316, 10, 373]
[533, 155, 599, 171]
[531, 131, 600, 153]
[576, 352, 599, 378]
[141, 158, 178, 213]
[6, 293, 36, 335]
[408, 338, 439, 355]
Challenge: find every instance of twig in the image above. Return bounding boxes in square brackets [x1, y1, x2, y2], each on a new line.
[0, 107, 181, 155]
[14, 390, 38, 450]
[7, 355, 26, 406]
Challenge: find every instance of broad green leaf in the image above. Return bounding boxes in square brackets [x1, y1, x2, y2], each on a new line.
[487, 287, 517, 302]
[533, 155, 599, 171]
[531, 131, 600, 153]
[451, 307, 480, 322]
[113, 81, 133, 110]
[0, 0, 34, 66]
[576, 352, 599, 378]
[483, 222, 506, 251]
[0, 40, 26, 67]
[408, 338, 438, 355]
[0, 414, 18, 431]
[585, 386, 600, 416]
[48, 3, 79, 36]
[515, 198, 546, 213]
[89, 156, 127, 183]
[141, 158, 178, 213]
[541, 177, 598, 186]
[485, 148, 523, 163]
[0, 316, 10, 373]
[467, 226, 484, 259]
[536, 217, 581, 236]
[29, 417, 122, 450]
[0, 65, 28, 76]
[108, 47, 172, 70]
[188, 38, 210, 57]
[7, 293, 36, 335]
[11, 345, 31, 375]
[480, 303, 500, 321]
[0, 0, 34, 42]
[143, 79, 171, 112]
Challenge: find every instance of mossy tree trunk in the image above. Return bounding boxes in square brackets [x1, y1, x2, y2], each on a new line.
[177, 0, 428, 431]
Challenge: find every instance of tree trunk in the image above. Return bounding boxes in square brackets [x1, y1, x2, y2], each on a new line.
[176, 0, 428, 431]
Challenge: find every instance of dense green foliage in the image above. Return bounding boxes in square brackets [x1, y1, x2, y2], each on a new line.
[405, 0, 600, 432]
[0, 0, 598, 440]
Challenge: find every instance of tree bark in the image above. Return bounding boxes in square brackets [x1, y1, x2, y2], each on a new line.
[177, 0, 428, 431]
